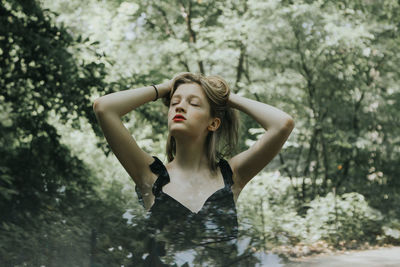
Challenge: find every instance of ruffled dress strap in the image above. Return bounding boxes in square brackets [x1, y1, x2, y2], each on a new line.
[135, 156, 170, 208]
[218, 158, 234, 188]
[148, 156, 170, 197]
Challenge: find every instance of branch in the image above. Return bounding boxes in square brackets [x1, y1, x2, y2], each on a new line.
[154, 4, 191, 71]
[179, 0, 204, 73]
[234, 41, 246, 88]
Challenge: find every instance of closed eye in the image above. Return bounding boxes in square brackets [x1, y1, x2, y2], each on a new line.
[170, 102, 199, 106]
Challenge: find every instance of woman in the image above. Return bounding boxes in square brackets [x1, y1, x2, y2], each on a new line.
[93, 72, 294, 266]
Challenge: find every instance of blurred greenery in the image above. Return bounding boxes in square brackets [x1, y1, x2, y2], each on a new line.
[1, 0, 399, 266]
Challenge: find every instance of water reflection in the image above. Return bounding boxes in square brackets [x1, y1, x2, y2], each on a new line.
[127, 204, 285, 266]
[132, 156, 285, 266]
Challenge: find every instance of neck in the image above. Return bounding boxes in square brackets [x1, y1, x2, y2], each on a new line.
[170, 134, 210, 172]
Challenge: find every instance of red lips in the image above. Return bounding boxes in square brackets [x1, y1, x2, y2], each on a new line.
[173, 114, 186, 120]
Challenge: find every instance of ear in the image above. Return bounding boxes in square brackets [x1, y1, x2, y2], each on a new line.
[207, 117, 221, 132]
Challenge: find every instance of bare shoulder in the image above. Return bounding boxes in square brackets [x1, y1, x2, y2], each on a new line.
[134, 155, 160, 211]
[135, 154, 159, 189]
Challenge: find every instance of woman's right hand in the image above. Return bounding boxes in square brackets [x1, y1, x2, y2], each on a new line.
[159, 72, 191, 98]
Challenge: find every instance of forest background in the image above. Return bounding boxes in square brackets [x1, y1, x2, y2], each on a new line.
[1, 0, 399, 266]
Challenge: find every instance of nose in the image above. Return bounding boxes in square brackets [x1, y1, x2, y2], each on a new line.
[174, 100, 187, 113]
[175, 106, 185, 113]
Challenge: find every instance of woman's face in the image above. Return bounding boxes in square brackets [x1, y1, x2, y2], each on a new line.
[168, 83, 217, 139]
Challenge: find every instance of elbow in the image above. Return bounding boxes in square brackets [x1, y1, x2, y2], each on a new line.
[93, 98, 105, 114]
[281, 117, 295, 133]
[92, 100, 99, 112]
[93, 99, 119, 118]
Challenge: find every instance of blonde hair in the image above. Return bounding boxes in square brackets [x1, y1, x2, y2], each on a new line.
[161, 72, 240, 175]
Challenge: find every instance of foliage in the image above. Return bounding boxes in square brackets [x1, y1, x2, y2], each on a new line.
[238, 171, 393, 250]
[1, 0, 399, 265]
[305, 192, 383, 244]
[0, 0, 140, 265]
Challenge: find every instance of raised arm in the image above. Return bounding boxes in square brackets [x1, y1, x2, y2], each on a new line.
[93, 83, 171, 117]
[227, 93, 295, 190]
[92, 82, 171, 188]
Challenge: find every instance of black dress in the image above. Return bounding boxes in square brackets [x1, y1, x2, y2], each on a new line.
[135, 156, 241, 267]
